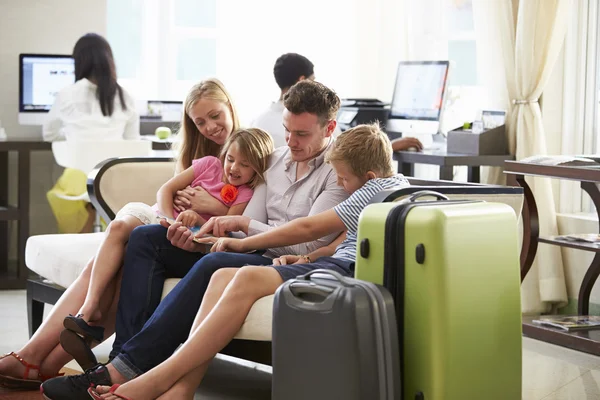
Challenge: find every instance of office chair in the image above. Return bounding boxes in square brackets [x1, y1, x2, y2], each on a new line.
[51, 139, 153, 232]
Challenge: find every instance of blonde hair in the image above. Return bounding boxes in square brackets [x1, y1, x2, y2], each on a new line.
[325, 123, 394, 178]
[220, 128, 274, 189]
[173, 78, 241, 170]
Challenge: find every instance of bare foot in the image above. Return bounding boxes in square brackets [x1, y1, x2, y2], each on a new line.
[95, 378, 170, 400]
[0, 352, 43, 381]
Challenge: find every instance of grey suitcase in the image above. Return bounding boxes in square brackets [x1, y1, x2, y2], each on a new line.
[272, 269, 400, 400]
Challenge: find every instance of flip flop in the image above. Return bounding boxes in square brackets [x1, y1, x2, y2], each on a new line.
[88, 384, 133, 400]
[0, 352, 62, 391]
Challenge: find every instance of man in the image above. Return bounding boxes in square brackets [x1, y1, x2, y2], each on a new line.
[252, 52, 420, 152]
[42, 80, 350, 399]
[252, 52, 317, 147]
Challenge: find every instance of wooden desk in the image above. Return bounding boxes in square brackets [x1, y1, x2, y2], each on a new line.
[394, 147, 514, 183]
[504, 160, 600, 355]
[0, 139, 52, 289]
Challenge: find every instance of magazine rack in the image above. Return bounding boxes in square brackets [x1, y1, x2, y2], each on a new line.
[504, 160, 600, 355]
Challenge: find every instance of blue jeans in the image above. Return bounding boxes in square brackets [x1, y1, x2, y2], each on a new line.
[110, 234, 273, 379]
[109, 224, 204, 360]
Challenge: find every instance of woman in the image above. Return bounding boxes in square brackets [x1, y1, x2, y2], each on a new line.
[44, 33, 139, 233]
[0, 77, 241, 391]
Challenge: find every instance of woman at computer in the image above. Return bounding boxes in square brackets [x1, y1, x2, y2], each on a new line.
[44, 33, 140, 233]
[0, 77, 243, 391]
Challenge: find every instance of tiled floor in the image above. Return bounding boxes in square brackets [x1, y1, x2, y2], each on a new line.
[1, 290, 600, 399]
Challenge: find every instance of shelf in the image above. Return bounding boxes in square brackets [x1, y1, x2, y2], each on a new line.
[0, 206, 19, 221]
[538, 236, 600, 252]
[523, 315, 600, 356]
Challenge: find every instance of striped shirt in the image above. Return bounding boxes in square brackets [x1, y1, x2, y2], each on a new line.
[333, 175, 410, 262]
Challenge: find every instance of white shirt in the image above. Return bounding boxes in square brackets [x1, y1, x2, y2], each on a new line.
[251, 100, 342, 148]
[251, 101, 287, 148]
[43, 78, 139, 142]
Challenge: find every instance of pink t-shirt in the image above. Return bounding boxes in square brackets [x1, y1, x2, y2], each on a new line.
[155, 156, 254, 221]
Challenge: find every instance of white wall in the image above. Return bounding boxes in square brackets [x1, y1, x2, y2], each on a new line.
[0, 1, 107, 258]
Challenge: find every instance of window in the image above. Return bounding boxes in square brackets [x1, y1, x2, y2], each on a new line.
[107, 0, 218, 102]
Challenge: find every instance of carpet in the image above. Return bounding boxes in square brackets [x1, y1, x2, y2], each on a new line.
[0, 368, 79, 400]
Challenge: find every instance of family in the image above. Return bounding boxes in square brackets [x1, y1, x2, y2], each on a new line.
[0, 33, 416, 400]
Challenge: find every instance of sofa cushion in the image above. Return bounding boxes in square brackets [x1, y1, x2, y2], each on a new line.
[25, 234, 274, 342]
[25, 233, 104, 288]
[161, 278, 273, 341]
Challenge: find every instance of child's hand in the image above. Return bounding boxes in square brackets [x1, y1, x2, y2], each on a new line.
[196, 237, 248, 253]
[272, 255, 305, 266]
[176, 210, 200, 227]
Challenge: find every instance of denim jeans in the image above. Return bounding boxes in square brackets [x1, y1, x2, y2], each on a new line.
[109, 224, 204, 360]
[110, 233, 273, 378]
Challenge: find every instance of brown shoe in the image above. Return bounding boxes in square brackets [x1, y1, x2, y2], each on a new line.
[59, 329, 98, 371]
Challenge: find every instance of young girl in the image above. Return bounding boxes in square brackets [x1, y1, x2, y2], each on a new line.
[63, 128, 274, 349]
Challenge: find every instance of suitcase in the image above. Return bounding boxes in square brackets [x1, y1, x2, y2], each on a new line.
[272, 269, 400, 400]
[355, 190, 522, 400]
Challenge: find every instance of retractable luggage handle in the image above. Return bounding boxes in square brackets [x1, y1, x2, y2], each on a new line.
[405, 190, 449, 202]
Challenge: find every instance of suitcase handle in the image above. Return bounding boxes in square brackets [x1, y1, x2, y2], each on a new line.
[281, 269, 349, 311]
[297, 269, 353, 287]
[406, 190, 449, 202]
[288, 281, 335, 297]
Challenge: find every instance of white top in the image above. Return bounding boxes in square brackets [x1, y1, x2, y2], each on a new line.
[251, 101, 287, 148]
[251, 100, 342, 148]
[43, 78, 140, 142]
[239, 138, 349, 258]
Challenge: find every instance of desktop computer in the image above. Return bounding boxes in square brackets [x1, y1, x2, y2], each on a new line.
[386, 60, 450, 150]
[19, 54, 75, 125]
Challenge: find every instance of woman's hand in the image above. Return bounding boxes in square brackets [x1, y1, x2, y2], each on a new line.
[175, 210, 200, 227]
[272, 255, 307, 266]
[174, 186, 228, 215]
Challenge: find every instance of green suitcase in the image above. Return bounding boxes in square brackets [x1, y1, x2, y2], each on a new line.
[355, 191, 522, 400]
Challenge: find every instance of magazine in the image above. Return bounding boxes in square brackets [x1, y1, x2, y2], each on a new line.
[520, 155, 599, 167]
[558, 233, 600, 244]
[532, 315, 600, 332]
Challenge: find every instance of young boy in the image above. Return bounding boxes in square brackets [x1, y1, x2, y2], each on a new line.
[90, 123, 410, 400]
[205, 122, 410, 276]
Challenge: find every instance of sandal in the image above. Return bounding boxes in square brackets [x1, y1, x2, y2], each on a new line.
[88, 384, 133, 400]
[63, 314, 104, 342]
[0, 352, 62, 391]
[59, 328, 98, 372]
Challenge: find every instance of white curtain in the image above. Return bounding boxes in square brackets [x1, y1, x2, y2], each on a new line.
[473, 0, 572, 313]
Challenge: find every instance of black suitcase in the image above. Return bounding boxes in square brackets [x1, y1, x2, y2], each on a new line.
[271, 269, 400, 400]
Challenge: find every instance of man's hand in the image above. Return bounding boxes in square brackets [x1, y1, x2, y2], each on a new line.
[196, 215, 251, 237]
[391, 137, 424, 152]
[159, 219, 204, 252]
[271, 255, 306, 266]
[176, 210, 200, 227]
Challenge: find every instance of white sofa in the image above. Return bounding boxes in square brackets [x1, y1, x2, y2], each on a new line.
[26, 156, 524, 365]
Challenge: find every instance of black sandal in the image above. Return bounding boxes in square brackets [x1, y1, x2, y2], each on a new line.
[59, 329, 99, 372]
[63, 314, 104, 343]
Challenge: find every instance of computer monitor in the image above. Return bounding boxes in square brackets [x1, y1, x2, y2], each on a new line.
[19, 54, 75, 125]
[386, 61, 450, 137]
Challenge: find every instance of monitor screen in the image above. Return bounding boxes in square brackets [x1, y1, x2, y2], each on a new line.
[19, 54, 75, 113]
[389, 61, 450, 121]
